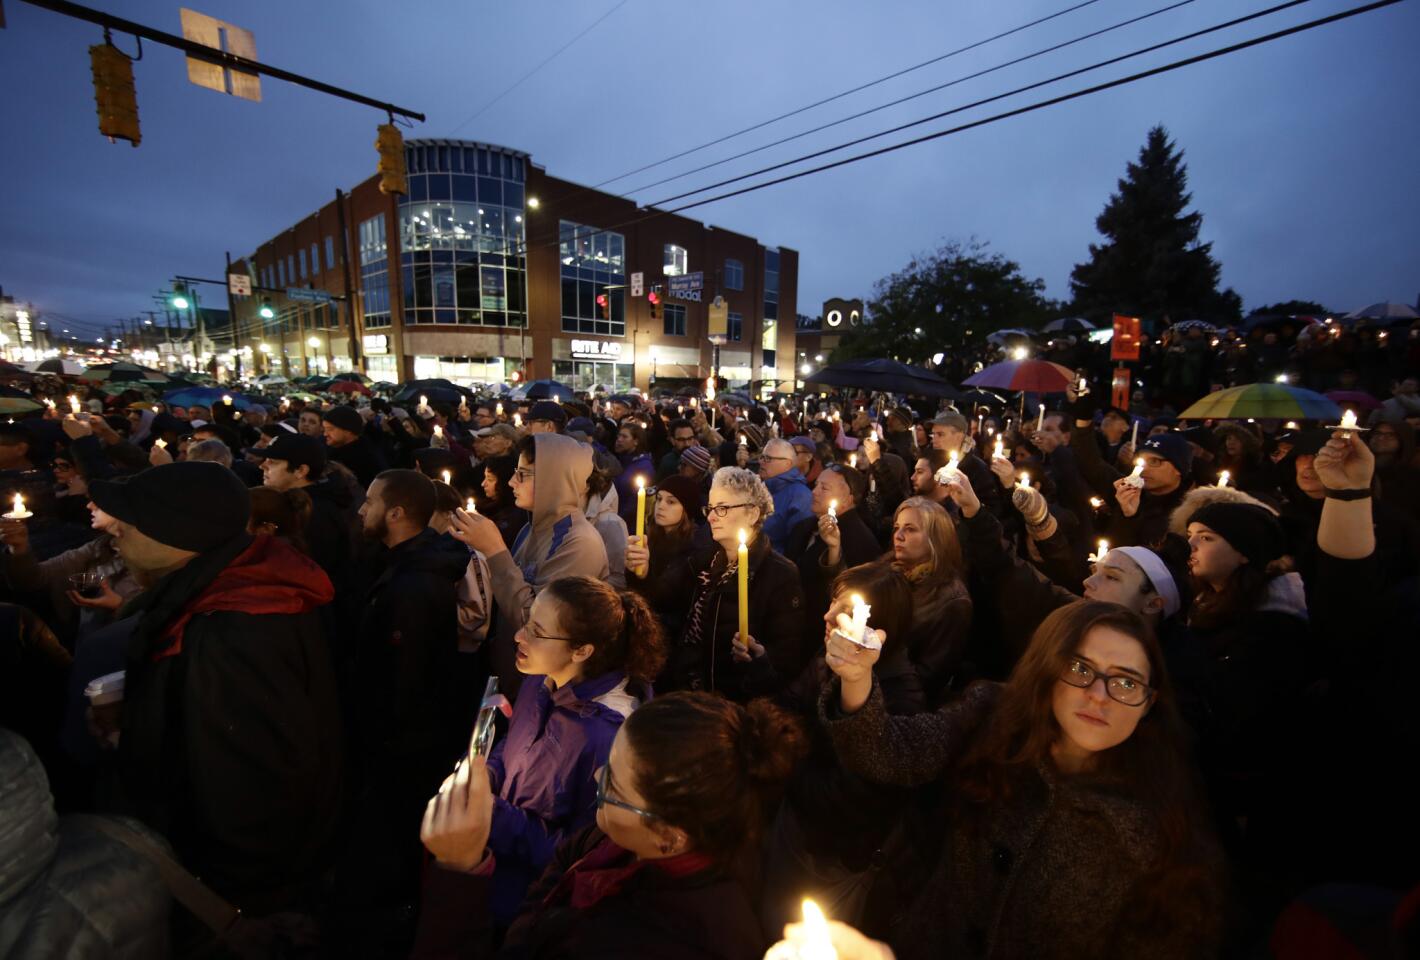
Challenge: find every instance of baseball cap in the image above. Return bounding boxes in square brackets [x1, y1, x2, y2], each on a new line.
[527, 400, 568, 427]
[248, 433, 327, 476]
[475, 423, 519, 443]
[89, 461, 251, 553]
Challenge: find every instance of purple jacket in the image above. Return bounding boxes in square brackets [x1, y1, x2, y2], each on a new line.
[485, 669, 640, 924]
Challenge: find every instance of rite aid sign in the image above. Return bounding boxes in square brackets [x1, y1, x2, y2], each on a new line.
[570, 339, 623, 361]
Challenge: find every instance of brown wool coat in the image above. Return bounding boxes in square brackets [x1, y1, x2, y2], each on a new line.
[820, 680, 1223, 960]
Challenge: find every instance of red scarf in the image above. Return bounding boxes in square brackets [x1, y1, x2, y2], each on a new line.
[545, 837, 713, 911]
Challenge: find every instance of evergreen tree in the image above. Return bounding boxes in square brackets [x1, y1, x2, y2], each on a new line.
[1070, 126, 1240, 325]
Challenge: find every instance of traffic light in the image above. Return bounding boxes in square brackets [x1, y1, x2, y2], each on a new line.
[170, 282, 190, 311]
[259, 299, 275, 320]
[375, 123, 407, 195]
[647, 289, 660, 320]
[90, 41, 140, 147]
[596, 293, 609, 320]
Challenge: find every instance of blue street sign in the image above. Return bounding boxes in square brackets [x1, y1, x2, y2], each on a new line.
[286, 287, 334, 304]
[667, 272, 703, 302]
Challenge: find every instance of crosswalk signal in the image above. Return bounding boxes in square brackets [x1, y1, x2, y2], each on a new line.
[375, 123, 407, 195]
[90, 41, 141, 147]
[647, 289, 661, 321]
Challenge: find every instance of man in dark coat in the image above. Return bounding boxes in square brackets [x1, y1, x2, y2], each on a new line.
[88, 461, 341, 915]
[323, 405, 387, 488]
[255, 432, 356, 585]
[788, 463, 880, 619]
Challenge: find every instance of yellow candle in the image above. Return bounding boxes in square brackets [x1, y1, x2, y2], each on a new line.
[635, 476, 646, 539]
[799, 899, 837, 960]
[222, 394, 233, 406]
[736, 529, 750, 647]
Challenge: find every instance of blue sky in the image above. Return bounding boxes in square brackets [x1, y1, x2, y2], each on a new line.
[2, 0, 1416, 342]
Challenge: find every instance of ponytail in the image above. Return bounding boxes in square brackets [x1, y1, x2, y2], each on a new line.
[544, 576, 666, 684]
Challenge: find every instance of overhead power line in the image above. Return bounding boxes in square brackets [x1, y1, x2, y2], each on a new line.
[592, 0, 1108, 188]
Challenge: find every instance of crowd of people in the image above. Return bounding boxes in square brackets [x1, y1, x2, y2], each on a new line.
[2, 355, 1418, 959]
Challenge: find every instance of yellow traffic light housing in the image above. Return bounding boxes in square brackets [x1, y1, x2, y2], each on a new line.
[90, 41, 140, 147]
[375, 123, 407, 195]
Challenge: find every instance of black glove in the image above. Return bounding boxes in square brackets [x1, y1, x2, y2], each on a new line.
[1067, 385, 1099, 424]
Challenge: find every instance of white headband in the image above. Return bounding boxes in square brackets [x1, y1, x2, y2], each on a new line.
[1109, 546, 1182, 619]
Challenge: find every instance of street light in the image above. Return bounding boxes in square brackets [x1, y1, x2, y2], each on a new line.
[1011, 345, 1029, 361]
[307, 336, 320, 349]
[258, 343, 271, 354]
[526, 196, 540, 210]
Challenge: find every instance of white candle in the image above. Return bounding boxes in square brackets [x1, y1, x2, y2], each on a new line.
[827, 499, 838, 520]
[849, 453, 857, 469]
[993, 436, 1005, 460]
[849, 593, 871, 645]
[739, 434, 747, 447]
[1128, 457, 1145, 480]
[799, 899, 838, 960]
[1130, 420, 1139, 450]
[1339, 409, 1358, 431]
[1089, 538, 1110, 563]
[1036, 403, 1045, 431]
[4, 493, 32, 519]
[442, 470, 451, 485]
[1017, 471, 1030, 489]
[465, 497, 477, 514]
[433, 424, 443, 439]
[154, 438, 168, 450]
[496, 402, 504, 417]
[513, 413, 522, 427]
[69, 394, 81, 415]
[946, 449, 960, 479]
[677, 404, 684, 416]
[1217, 470, 1230, 488]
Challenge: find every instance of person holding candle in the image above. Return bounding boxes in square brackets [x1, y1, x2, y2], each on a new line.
[474, 453, 528, 550]
[927, 412, 1003, 521]
[1211, 422, 1267, 492]
[820, 601, 1223, 960]
[412, 691, 806, 958]
[661, 466, 804, 702]
[612, 422, 655, 528]
[625, 474, 703, 636]
[789, 464, 882, 641]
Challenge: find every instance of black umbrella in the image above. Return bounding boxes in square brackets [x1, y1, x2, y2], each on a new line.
[1042, 317, 1096, 333]
[805, 358, 957, 398]
[393, 379, 466, 406]
[956, 388, 1007, 408]
[518, 379, 575, 402]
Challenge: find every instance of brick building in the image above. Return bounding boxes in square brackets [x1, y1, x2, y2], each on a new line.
[229, 139, 798, 392]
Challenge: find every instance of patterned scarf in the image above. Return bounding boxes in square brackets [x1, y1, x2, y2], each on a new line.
[681, 548, 739, 654]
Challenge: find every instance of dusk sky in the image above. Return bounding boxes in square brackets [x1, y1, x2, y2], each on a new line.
[2, 0, 1416, 343]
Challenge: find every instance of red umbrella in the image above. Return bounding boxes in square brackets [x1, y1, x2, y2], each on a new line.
[1324, 390, 1381, 411]
[963, 359, 1075, 393]
[328, 380, 371, 396]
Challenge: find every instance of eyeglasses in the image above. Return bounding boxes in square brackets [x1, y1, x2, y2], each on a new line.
[513, 467, 535, 482]
[703, 502, 753, 518]
[1059, 658, 1153, 707]
[596, 764, 659, 821]
[759, 455, 791, 463]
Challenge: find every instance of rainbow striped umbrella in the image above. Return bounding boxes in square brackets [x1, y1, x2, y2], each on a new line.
[1178, 384, 1340, 421]
[963, 358, 1075, 393]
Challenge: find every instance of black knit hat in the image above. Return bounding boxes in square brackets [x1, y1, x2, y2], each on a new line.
[323, 405, 363, 435]
[654, 474, 704, 519]
[89, 461, 251, 553]
[1187, 501, 1284, 569]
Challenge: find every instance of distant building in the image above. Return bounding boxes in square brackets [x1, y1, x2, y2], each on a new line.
[230, 140, 799, 392]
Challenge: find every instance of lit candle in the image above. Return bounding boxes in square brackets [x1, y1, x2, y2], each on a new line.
[634, 476, 646, 540]
[848, 593, 872, 646]
[993, 436, 1005, 460]
[465, 497, 477, 514]
[736, 529, 750, 649]
[495, 402, 504, 417]
[1217, 470, 1230, 488]
[849, 453, 857, 469]
[1285, 421, 1299, 430]
[739, 434, 747, 448]
[798, 899, 837, 960]
[1036, 403, 1045, 431]
[1089, 496, 1104, 509]
[433, 424, 443, 439]
[222, 394, 233, 406]
[419, 394, 429, 414]
[154, 438, 167, 450]
[1089, 538, 1110, 563]
[1128, 457, 1145, 481]
[1130, 420, 1139, 450]
[513, 412, 522, 428]
[1017, 471, 1030, 489]
[677, 404, 684, 416]
[945, 449, 960, 480]
[4, 493, 33, 519]
[690, 397, 698, 409]
[827, 499, 837, 520]
[441, 469, 451, 485]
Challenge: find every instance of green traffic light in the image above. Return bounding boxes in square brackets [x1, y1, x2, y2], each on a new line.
[172, 295, 190, 310]
[259, 301, 275, 319]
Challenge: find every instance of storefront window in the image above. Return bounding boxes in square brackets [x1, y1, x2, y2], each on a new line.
[553, 359, 635, 392]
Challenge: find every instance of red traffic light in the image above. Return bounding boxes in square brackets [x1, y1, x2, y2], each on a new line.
[596, 294, 608, 307]
[647, 291, 659, 304]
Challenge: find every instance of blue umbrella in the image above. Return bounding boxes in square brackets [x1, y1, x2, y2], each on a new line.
[518, 379, 575, 401]
[162, 387, 254, 411]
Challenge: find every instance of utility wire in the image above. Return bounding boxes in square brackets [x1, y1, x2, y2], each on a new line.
[645, 0, 1323, 210]
[623, 0, 1197, 197]
[447, 0, 633, 135]
[592, 0, 1108, 188]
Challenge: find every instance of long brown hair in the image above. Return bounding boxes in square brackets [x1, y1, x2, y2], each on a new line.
[543, 575, 666, 684]
[623, 692, 807, 868]
[888, 497, 964, 584]
[830, 561, 913, 653]
[956, 602, 1203, 862]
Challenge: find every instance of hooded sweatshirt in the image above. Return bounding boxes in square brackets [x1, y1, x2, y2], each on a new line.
[487, 434, 610, 696]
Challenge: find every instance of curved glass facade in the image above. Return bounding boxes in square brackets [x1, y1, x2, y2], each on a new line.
[397, 140, 527, 327]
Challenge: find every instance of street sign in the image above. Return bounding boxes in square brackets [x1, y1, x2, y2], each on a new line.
[668, 272, 703, 302]
[227, 273, 251, 296]
[708, 295, 728, 338]
[629, 272, 644, 297]
[180, 9, 261, 101]
[286, 287, 333, 305]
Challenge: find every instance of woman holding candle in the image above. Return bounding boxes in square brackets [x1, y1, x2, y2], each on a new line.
[475, 454, 527, 550]
[660, 466, 804, 702]
[820, 601, 1223, 960]
[612, 422, 655, 527]
[625, 474, 703, 636]
[413, 691, 806, 959]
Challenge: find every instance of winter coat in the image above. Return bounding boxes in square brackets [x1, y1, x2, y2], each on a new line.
[614, 451, 655, 528]
[111, 533, 342, 914]
[903, 572, 973, 703]
[488, 434, 610, 698]
[584, 487, 628, 590]
[627, 529, 698, 637]
[302, 476, 358, 587]
[326, 434, 388, 488]
[762, 467, 814, 554]
[1071, 421, 1193, 549]
[661, 533, 805, 702]
[481, 497, 530, 551]
[788, 506, 882, 649]
[0, 730, 171, 959]
[485, 671, 642, 924]
[411, 825, 766, 960]
[820, 679, 1223, 960]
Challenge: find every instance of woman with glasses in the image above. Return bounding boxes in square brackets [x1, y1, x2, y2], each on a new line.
[478, 575, 666, 927]
[818, 601, 1222, 960]
[660, 466, 805, 702]
[625, 474, 704, 636]
[415, 691, 806, 959]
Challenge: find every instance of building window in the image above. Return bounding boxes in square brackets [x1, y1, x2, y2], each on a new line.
[724, 258, 744, 291]
[728, 311, 743, 342]
[298, 248, 307, 280]
[359, 213, 390, 329]
[664, 244, 688, 277]
[664, 303, 687, 337]
[277, 259, 286, 287]
[559, 220, 626, 336]
[325, 236, 336, 272]
[310, 243, 320, 276]
[763, 248, 780, 322]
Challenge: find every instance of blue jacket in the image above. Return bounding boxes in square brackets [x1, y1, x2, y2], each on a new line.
[485, 669, 641, 924]
[615, 452, 656, 526]
[763, 467, 814, 554]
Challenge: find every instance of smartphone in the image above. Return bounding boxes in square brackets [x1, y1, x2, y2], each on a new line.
[467, 676, 501, 763]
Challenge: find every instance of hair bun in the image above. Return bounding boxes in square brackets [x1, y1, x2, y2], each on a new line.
[736, 699, 808, 788]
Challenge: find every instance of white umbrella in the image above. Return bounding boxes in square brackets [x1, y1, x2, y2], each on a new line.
[1345, 302, 1419, 321]
[24, 358, 87, 376]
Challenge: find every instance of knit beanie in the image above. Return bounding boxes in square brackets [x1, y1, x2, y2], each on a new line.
[1187, 501, 1284, 569]
[654, 474, 704, 519]
[1141, 432, 1194, 477]
[678, 444, 713, 477]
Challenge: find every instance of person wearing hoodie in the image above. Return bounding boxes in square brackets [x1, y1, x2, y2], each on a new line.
[339, 468, 469, 950]
[758, 438, 814, 554]
[448, 433, 611, 699]
[85, 462, 341, 919]
[481, 576, 666, 925]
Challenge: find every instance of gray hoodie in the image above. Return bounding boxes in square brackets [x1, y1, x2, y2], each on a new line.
[487, 434, 610, 694]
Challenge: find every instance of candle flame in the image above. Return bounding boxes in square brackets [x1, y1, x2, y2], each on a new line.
[636, 475, 645, 490]
[466, 498, 477, 514]
[799, 899, 837, 960]
[828, 499, 837, 517]
[739, 434, 747, 446]
[1098, 538, 1109, 556]
[1089, 496, 1103, 508]
[849, 453, 857, 468]
[69, 394, 81, 414]
[1018, 472, 1030, 488]
[513, 413, 522, 427]
[12, 493, 23, 512]
[738, 529, 747, 546]
[222, 394, 232, 405]
[1340, 409, 1357, 430]
[442, 470, 451, 484]
[154, 438, 167, 449]
[433, 424, 443, 437]
[1217, 470, 1230, 488]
